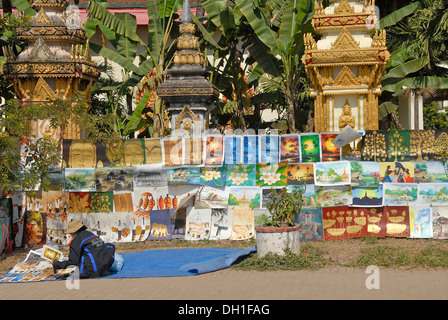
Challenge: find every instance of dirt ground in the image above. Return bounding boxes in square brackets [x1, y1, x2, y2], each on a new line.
[1, 237, 448, 275]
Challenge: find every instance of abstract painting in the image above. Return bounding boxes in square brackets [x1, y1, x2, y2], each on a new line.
[224, 136, 242, 165]
[259, 135, 280, 164]
[242, 135, 259, 164]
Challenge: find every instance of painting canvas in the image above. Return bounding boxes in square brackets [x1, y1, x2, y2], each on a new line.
[280, 134, 300, 163]
[242, 135, 259, 164]
[315, 185, 352, 207]
[432, 206, 448, 239]
[296, 208, 323, 242]
[286, 164, 314, 185]
[379, 162, 414, 183]
[194, 186, 229, 209]
[365, 207, 387, 238]
[184, 137, 204, 166]
[95, 166, 134, 192]
[320, 133, 341, 162]
[383, 183, 418, 206]
[256, 163, 287, 187]
[361, 130, 389, 162]
[68, 192, 91, 213]
[185, 207, 211, 240]
[350, 161, 380, 188]
[148, 209, 173, 241]
[300, 133, 321, 163]
[259, 135, 279, 164]
[314, 161, 351, 186]
[287, 184, 317, 208]
[89, 192, 114, 213]
[322, 206, 368, 240]
[65, 168, 96, 192]
[133, 164, 167, 187]
[351, 185, 383, 206]
[109, 211, 133, 242]
[162, 137, 183, 167]
[414, 161, 448, 183]
[88, 212, 112, 242]
[200, 166, 226, 187]
[204, 135, 224, 167]
[166, 168, 201, 185]
[387, 130, 411, 162]
[384, 206, 410, 237]
[226, 164, 256, 186]
[418, 183, 448, 205]
[409, 206, 432, 238]
[132, 186, 171, 218]
[224, 136, 242, 165]
[122, 139, 146, 166]
[229, 207, 255, 240]
[209, 208, 233, 240]
[113, 192, 134, 213]
[170, 207, 186, 239]
[144, 138, 163, 165]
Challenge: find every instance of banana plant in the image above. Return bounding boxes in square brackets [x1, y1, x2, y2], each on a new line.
[85, 0, 182, 137]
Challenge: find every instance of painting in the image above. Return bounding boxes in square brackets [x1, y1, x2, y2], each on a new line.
[414, 161, 448, 183]
[95, 166, 134, 192]
[226, 164, 256, 186]
[204, 135, 224, 167]
[314, 161, 351, 186]
[320, 133, 341, 162]
[148, 209, 173, 241]
[259, 135, 280, 164]
[409, 206, 432, 238]
[296, 208, 323, 242]
[62, 139, 106, 168]
[144, 138, 163, 165]
[364, 207, 387, 238]
[64, 168, 96, 192]
[361, 130, 388, 162]
[109, 211, 133, 242]
[379, 162, 414, 183]
[383, 183, 418, 206]
[228, 187, 261, 210]
[322, 206, 368, 240]
[200, 166, 226, 187]
[123, 139, 146, 166]
[113, 192, 134, 213]
[89, 192, 114, 213]
[280, 134, 300, 163]
[185, 207, 211, 240]
[256, 163, 287, 187]
[409, 130, 435, 161]
[287, 184, 317, 208]
[432, 206, 448, 239]
[242, 135, 259, 164]
[387, 130, 410, 162]
[167, 168, 201, 185]
[434, 129, 448, 161]
[184, 137, 204, 166]
[133, 164, 167, 187]
[162, 137, 183, 167]
[384, 206, 410, 237]
[68, 192, 91, 213]
[132, 186, 172, 218]
[170, 207, 186, 239]
[88, 212, 112, 242]
[418, 183, 448, 205]
[350, 161, 380, 188]
[300, 133, 321, 162]
[229, 207, 255, 240]
[194, 186, 229, 209]
[315, 185, 352, 207]
[351, 185, 383, 206]
[224, 136, 242, 165]
[209, 208, 233, 240]
[286, 164, 314, 185]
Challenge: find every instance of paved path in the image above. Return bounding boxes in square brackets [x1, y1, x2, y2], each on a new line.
[1, 266, 448, 300]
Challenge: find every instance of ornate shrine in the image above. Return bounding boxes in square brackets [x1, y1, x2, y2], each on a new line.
[302, 0, 390, 133]
[157, 0, 219, 137]
[1, 0, 100, 139]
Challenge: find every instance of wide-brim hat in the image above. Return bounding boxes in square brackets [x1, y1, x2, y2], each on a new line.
[67, 220, 84, 234]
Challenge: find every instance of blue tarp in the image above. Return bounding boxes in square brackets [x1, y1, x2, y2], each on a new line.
[104, 246, 256, 279]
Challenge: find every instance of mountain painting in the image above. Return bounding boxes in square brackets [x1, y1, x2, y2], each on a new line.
[418, 183, 448, 205]
[383, 183, 418, 206]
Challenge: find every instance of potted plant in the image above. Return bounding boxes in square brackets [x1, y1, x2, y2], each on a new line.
[255, 187, 303, 257]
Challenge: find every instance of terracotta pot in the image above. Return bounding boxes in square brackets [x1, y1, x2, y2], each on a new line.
[255, 224, 301, 258]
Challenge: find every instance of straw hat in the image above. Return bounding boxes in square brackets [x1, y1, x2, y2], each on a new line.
[67, 220, 84, 234]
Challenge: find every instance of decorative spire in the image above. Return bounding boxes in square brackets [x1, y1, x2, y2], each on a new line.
[181, 0, 192, 23]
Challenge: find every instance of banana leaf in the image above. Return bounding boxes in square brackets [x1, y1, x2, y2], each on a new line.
[382, 56, 429, 80]
[123, 90, 151, 136]
[115, 13, 139, 62]
[11, 0, 36, 16]
[379, 1, 420, 29]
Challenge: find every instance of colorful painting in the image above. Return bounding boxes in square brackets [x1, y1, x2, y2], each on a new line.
[300, 133, 321, 162]
[64, 168, 96, 192]
[204, 135, 224, 167]
[148, 209, 173, 240]
[409, 130, 435, 161]
[296, 208, 323, 242]
[224, 136, 242, 164]
[432, 206, 448, 239]
[314, 161, 351, 186]
[194, 186, 229, 209]
[162, 138, 183, 167]
[228, 187, 261, 210]
[384, 206, 410, 237]
[409, 206, 432, 238]
[351, 185, 383, 206]
[350, 161, 380, 187]
[171, 207, 186, 239]
[280, 134, 300, 163]
[259, 135, 280, 164]
[209, 208, 233, 240]
[89, 192, 114, 213]
[418, 183, 448, 205]
[288, 184, 317, 208]
[434, 129, 448, 161]
[315, 185, 352, 207]
[383, 183, 418, 206]
[322, 206, 368, 240]
[226, 164, 256, 186]
[414, 161, 448, 183]
[320, 133, 341, 162]
[387, 130, 410, 162]
[364, 207, 387, 238]
[68, 192, 91, 213]
[361, 130, 388, 162]
[286, 164, 314, 185]
[24, 210, 46, 247]
[242, 135, 259, 164]
[167, 168, 201, 185]
[132, 186, 173, 218]
[62, 139, 106, 168]
[379, 162, 414, 183]
[200, 166, 226, 187]
[95, 166, 134, 192]
[185, 207, 211, 240]
[109, 211, 133, 242]
[256, 163, 287, 187]
[184, 137, 204, 166]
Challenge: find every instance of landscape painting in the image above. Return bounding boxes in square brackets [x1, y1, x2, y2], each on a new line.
[280, 134, 300, 163]
[300, 133, 321, 163]
[64, 168, 96, 192]
[351, 185, 383, 206]
[314, 161, 351, 186]
[286, 164, 314, 185]
[383, 183, 418, 206]
[350, 161, 380, 188]
[315, 185, 352, 207]
[418, 183, 448, 205]
[414, 161, 448, 183]
[320, 133, 341, 162]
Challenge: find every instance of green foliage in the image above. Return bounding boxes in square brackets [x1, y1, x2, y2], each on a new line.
[423, 102, 448, 130]
[265, 186, 303, 227]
